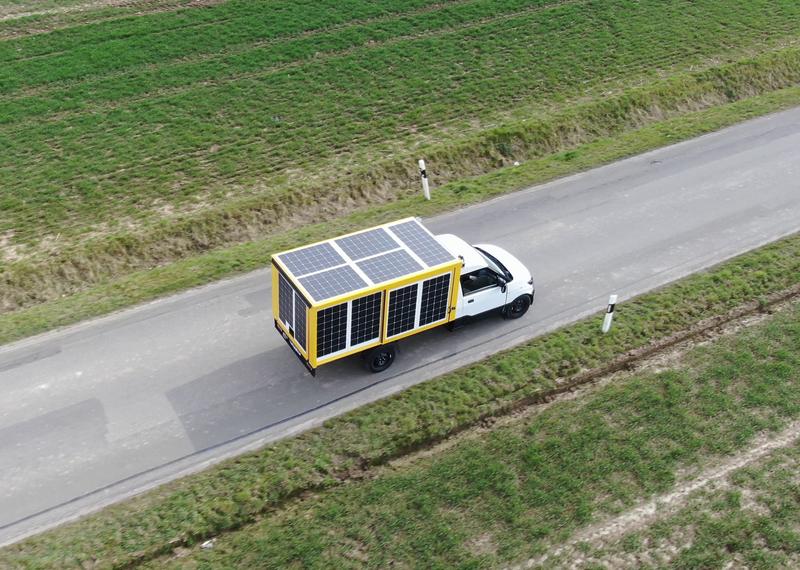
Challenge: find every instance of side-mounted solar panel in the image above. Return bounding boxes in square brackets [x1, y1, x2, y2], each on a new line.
[316, 303, 347, 357]
[277, 242, 344, 277]
[387, 283, 418, 337]
[335, 228, 399, 261]
[277, 272, 309, 351]
[351, 292, 382, 347]
[388, 219, 454, 267]
[419, 273, 451, 326]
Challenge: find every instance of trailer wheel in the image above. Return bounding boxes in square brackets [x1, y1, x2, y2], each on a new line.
[364, 344, 396, 373]
[503, 294, 531, 319]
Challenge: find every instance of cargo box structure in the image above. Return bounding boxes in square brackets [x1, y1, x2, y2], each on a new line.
[272, 218, 462, 375]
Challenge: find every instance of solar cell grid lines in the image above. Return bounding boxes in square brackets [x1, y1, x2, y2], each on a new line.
[316, 303, 347, 357]
[387, 283, 418, 337]
[419, 274, 451, 326]
[294, 294, 307, 351]
[278, 273, 293, 325]
[389, 220, 454, 267]
[335, 228, 399, 260]
[277, 242, 344, 277]
[351, 292, 382, 346]
[357, 250, 423, 285]
[299, 265, 366, 301]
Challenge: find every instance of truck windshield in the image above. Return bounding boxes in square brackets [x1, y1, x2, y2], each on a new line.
[474, 247, 512, 281]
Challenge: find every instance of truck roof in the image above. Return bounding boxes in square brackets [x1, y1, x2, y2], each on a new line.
[272, 217, 459, 304]
[434, 233, 485, 274]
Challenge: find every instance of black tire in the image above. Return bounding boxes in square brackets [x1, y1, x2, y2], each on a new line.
[364, 344, 396, 373]
[503, 294, 532, 319]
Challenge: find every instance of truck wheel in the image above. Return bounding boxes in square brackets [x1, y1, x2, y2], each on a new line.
[504, 294, 531, 319]
[364, 344, 396, 373]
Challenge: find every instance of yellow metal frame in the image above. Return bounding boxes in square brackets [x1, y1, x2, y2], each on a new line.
[272, 217, 465, 370]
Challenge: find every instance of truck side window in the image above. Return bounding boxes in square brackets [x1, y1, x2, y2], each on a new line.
[460, 268, 499, 294]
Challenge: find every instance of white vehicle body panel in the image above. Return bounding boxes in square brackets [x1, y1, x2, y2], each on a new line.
[435, 234, 534, 320]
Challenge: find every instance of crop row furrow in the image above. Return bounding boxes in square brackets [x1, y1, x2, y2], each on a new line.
[0, 0, 471, 82]
[3, 0, 800, 249]
[0, 0, 510, 98]
[0, 0, 579, 124]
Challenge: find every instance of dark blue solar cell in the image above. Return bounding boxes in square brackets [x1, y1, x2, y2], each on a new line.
[277, 242, 344, 277]
[298, 265, 367, 301]
[389, 220, 454, 267]
[335, 228, 399, 260]
[357, 250, 423, 284]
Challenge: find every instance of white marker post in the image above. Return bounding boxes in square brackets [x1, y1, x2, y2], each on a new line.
[418, 159, 431, 200]
[602, 294, 617, 333]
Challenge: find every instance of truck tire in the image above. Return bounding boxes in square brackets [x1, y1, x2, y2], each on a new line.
[503, 294, 531, 319]
[364, 344, 396, 373]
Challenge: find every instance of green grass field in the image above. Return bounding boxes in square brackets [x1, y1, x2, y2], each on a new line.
[143, 300, 800, 568]
[554, 439, 800, 568]
[3, 0, 800, 319]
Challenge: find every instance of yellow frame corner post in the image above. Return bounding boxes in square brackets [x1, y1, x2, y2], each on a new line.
[271, 263, 280, 324]
[308, 304, 320, 368]
[448, 263, 462, 323]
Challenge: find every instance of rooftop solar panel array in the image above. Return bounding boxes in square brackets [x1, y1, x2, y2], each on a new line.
[357, 249, 422, 284]
[299, 265, 367, 301]
[278, 242, 344, 276]
[274, 218, 457, 302]
[335, 228, 397, 260]
[388, 220, 454, 267]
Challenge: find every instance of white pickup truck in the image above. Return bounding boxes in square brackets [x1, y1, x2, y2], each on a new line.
[272, 218, 534, 374]
[437, 233, 535, 322]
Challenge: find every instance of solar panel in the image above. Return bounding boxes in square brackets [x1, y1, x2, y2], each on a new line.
[317, 303, 347, 357]
[389, 220, 454, 267]
[278, 273, 308, 351]
[277, 242, 344, 277]
[351, 292, 382, 346]
[278, 273, 294, 326]
[294, 296, 307, 351]
[357, 249, 423, 285]
[335, 228, 399, 261]
[299, 265, 367, 301]
[419, 273, 451, 326]
[387, 283, 418, 337]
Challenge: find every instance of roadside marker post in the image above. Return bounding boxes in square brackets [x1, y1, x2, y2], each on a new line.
[602, 294, 617, 333]
[418, 159, 431, 200]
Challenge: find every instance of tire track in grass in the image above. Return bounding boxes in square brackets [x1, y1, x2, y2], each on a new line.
[510, 421, 800, 569]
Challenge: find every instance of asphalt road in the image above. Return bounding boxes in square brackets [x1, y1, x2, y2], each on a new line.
[2, 108, 800, 546]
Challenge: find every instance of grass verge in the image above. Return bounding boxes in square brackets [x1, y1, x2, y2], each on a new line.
[4, 74, 800, 344]
[142, 299, 800, 568]
[1, 227, 798, 567]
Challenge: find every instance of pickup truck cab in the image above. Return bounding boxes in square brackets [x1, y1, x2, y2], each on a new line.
[437, 234, 534, 321]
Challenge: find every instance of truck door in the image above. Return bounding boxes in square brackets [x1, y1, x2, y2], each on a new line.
[458, 268, 508, 317]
